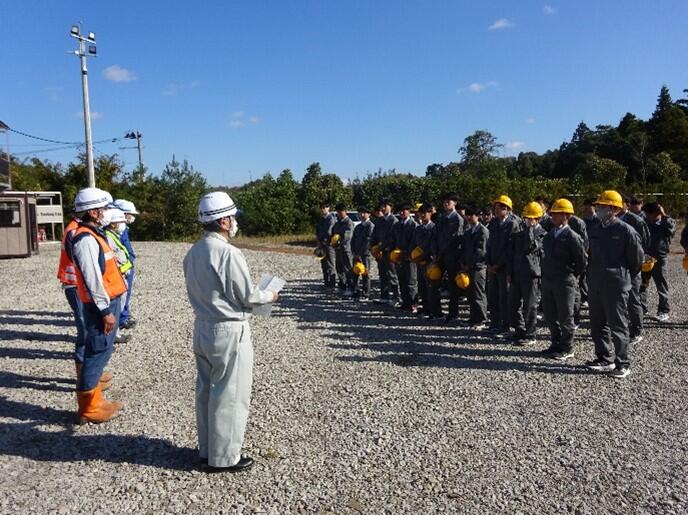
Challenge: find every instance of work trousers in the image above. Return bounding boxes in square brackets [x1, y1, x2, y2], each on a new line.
[79, 298, 121, 391]
[397, 260, 418, 307]
[320, 246, 336, 287]
[640, 256, 670, 315]
[509, 274, 540, 338]
[378, 256, 399, 300]
[541, 277, 577, 352]
[573, 276, 583, 325]
[352, 255, 372, 297]
[194, 319, 253, 468]
[627, 273, 643, 338]
[487, 267, 509, 330]
[418, 264, 442, 316]
[466, 268, 487, 324]
[335, 247, 353, 290]
[64, 286, 86, 364]
[119, 268, 135, 326]
[589, 284, 631, 367]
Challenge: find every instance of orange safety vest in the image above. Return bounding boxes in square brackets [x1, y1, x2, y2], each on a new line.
[57, 219, 80, 286]
[73, 224, 128, 303]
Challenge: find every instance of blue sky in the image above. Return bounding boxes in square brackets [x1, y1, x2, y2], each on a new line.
[2, 1, 687, 186]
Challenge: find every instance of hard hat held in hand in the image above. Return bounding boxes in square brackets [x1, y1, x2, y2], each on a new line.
[683, 255, 688, 272]
[426, 263, 443, 281]
[550, 198, 575, 214]
[492, 195, 513, 210]
[410, 246, 425, 263]
[74, 187, 112, 212]
[371, 243, 383, 260]
[313, 246, 326, 261]
[198, 191, 237, 223]
[641, 257, 657, 273]
[455, 272, 470, 289]
[595, 190, 623, 209]
[330, 233, 341, 247]
[353, 261, 367, 276]
[388, 248, 403, 264]
[522, 201, 544, 219]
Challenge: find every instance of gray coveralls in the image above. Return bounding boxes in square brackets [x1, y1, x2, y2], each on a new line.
[541, 226, 587, 353]
[372, 213, 400, 300]
[183, 232, 274, 468]
[641, 217, 676, 316]
[431, 210, 464, 318]
[316, 213, 337, 287]
[620, 210, 650, 338]
[461, 222, 489, 324]
[332, 216, 355, 290]
[486, 213, 520, 331]
[507, 221, 546, 340]
[413, 220, 439, 315]
[351, 218, 374, 297]
[588, 218, 643, 367]
[393, 216, 419, 308]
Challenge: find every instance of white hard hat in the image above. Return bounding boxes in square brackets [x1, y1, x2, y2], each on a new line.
[198, 191, 237, 224]
[74, 187, 113, 212]
[108, 208, 127, 224]
[113, 199, 139, 214]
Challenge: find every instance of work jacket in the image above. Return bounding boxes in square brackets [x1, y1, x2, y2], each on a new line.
[508, 222, 547, 278]
[372, 213, 398, 251]
[332, 216, 354, 251]
[352, 219, 374, 257]
[647, 217, 676, 258]
[461, 222, 489, 271]
[412, 221, 436, 262]
[486, 213, 520, 269]
[541, 225, 587, 284]
[432, 210, 464, 259]
[392, 216, 418, 255]
[620, 210, 651, 254]
[588, 217, 644, 291]
[316, 212, 336, 247]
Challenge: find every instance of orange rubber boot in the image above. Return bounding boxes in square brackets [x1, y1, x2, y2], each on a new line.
[76, 385, 122, 424]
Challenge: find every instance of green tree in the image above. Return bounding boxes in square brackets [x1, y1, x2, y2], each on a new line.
[458, 130, 503, 168]
[158, 156, 209, 240]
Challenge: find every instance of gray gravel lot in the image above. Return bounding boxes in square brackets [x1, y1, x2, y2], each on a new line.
[1, 241, 687, 514]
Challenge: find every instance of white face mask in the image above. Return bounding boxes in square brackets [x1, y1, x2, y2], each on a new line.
[100, 209, 112, 227]
[115, 222, 126, 234]
[229, 218, 239, 238]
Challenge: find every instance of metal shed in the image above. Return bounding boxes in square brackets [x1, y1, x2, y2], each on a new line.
[0, 192, 39, 258]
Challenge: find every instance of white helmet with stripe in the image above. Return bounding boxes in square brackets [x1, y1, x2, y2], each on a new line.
[198, 191, 237, 224]
[74, 187, 113, 212]
[113, 199, 139, 214]
[108, 208, 127, 224]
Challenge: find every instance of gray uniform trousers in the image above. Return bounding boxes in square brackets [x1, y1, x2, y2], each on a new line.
[573, 278, 583, 325]
[589, 285, 631, 367]
[335, 247, 353, 289]
[467, 268, 488, 324]
[418, 264, 442, 316]
[640, 256, 670, 315]
[320, 246, 336, 287]
[352, 254, 372, 297]
[509, 274, 540, 338]
[627, 272, 643, 338]
[398, 260, 418, 307]
[541, 277, 577, 352]
[445, 258, 461, 318]
[194, 319, 253, 468]
[487, 268, 509, 330]
[378, 257, 400, 300]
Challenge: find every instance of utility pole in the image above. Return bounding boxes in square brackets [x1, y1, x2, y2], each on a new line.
[124, 130, 144, 172]
[0, 121, 10, 190]
[69, 23, 97, 188]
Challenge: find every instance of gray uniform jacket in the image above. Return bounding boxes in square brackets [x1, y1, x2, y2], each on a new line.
[620, 211, 651, 253]
[583, 215, 601, 235]
[486, 213, 520, 268]
[412, 221, 436, 258]
[393, 217, 418, 254]
[332, 217, 354, 249]
[432, 210, 464, 258]
[352, 219, 374, 257]
[647, 217, 676, 258]
[588, 218, 644, 292]
[508, 222, 547, 278]
[543, 214, 588, 249]
[316, 213, 336, 246]
[183, 232, 273, 321]
[461, 222, 489, 270]
[541, 226, 587, 283]
[372, 213, 398, 251]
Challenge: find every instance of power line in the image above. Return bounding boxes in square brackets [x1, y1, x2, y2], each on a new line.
[7, 126, 123, 146]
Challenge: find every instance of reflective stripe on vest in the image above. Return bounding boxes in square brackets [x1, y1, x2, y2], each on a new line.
[73, 225, 128, 303]
[105, 229, 133, 275]
[57, 219, 80, 286]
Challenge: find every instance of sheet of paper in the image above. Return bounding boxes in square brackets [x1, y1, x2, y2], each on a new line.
[253, 274, 286, 317]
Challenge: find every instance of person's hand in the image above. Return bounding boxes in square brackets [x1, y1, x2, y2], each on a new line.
[103, 313, 116, 335]
[271, 292, 279, 302]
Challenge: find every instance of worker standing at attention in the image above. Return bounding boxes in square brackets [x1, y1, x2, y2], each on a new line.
[184, 191, 277, 473]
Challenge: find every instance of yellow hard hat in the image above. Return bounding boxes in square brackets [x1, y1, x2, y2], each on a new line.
[426, 263, 443, 281]
[455, 272, 470, 290]
[388, 248, 403, 264]
[330, 233, 341, 246]
[410, 246, 424, 263]
[353, 261, 367, 276]
[522, 201, 544, 219]
[414, 202, 424, 211]
[313, 247, 326, 261]
[371, 243, 383, 260]
[641, 257, 656, 273]
[595, 190, 623, 209]
[492, 195, 513, 210]
[682, 255, 688, 272]
[549, 198, 575, 214]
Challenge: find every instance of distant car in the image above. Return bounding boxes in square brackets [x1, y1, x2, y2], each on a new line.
[347, 211, 361, 228]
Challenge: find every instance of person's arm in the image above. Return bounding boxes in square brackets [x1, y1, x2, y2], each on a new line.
[227, 249, 276, 309]
[661, 216, 677, 238]
[72, 236, 112, 314]
[626, 228, 644, 277]
[342, 219, 354, 246]
[572, 234, 587, 277]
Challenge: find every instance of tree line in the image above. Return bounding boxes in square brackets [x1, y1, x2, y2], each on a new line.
[7, 85, 688, 240]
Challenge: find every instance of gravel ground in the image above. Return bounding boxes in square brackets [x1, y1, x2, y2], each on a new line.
[1, 241, 687, 514]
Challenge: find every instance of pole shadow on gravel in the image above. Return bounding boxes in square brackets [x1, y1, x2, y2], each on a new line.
[275, 280, 590, 376]
[0, 396, 197, 470]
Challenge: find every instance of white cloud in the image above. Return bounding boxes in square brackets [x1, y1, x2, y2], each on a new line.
[162, 80, 201, 96]
[103, 65, 137, 82]
[457, 81, 499, 94]
[506, 141, 525, 150]
[489, 18, 514, 30]
[543, 5, 556, 15]
[526, 117, 536, 124]
[74, 111, 103, 120]
[229, 111, 260, 129]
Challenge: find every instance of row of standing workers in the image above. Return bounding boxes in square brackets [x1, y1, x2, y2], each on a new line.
[316, 191, 688, 379]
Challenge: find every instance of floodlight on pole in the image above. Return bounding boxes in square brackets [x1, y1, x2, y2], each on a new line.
[69, 22, 98, 188]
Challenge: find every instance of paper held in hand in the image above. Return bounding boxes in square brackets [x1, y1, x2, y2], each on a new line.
[253, 274, 286, 317]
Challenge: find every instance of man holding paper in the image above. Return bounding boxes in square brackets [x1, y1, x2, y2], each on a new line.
[183, 191, 279, 473]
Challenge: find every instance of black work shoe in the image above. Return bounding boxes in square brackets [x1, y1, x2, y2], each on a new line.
[115, 334, 131, 344]
[609, 366, 631, 379]
[203, 456, 254, 473]
[585, 359, 616, 372]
